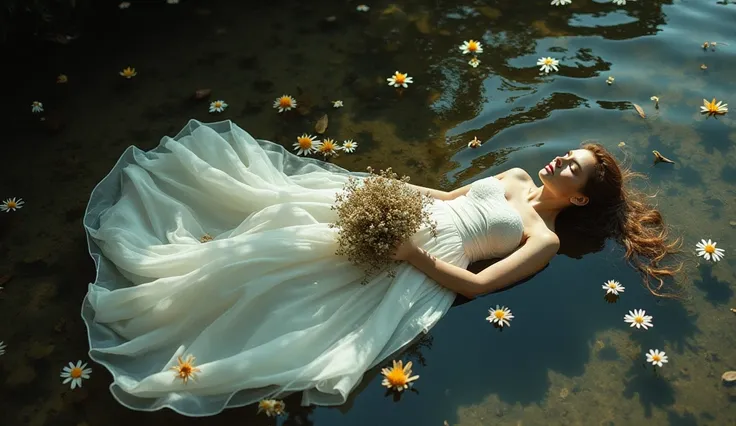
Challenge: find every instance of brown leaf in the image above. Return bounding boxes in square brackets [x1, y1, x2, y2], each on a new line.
[315, 114, 328, 134]
[633, 103, 646, 118]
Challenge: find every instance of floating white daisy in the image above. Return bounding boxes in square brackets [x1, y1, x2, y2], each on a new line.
[551, 0, 572, 5]
[356, 4, 370, 12]
[332, 100, 344, 108]
[459, 40, 483, 55]
[0, 341, 6, 356]
[341, 139, 357, 153]
[209, 100, 228, 113]
[60, 360, 92, 390]
[273, 95, 297, 113]
[602, 280, 625, 295]
[646, 349, 668, 367]
[1, 197, 24, 212]
[700, 98, 728, 115]
[387, 71, 413, 88]
[293, 134, 321, 156]
[468, 57, 480, 68]
[537, 57, 560, 74]
[31, 101, 44, 113]
[486, 305, 514, 328]
[624, 309, 653, 330]
[257, 399, 286, 417]
[696, 239, 725, 262]
[318, 138, 340, 157]
[381, 360, 419, 392]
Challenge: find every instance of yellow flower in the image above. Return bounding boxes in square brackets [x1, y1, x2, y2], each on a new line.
[257, 399, 286, 417]
[459, 40, 483, 55]
[273, 95, 297, 113]
[387, 71, 413, 88]
[381, 359, 419, 392]
[119, 67, 137, 78]
[700, 98, 728, 115]
[170, 354, 201, 384]
[293, 134, 321, 156]
[318, 138, 339, 157]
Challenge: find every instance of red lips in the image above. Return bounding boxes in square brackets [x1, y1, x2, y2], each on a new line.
[545, 164, 554, 174]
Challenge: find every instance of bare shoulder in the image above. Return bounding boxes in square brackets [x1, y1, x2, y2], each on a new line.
[502, 167, 533, 181]
[525, 224, 560, 251]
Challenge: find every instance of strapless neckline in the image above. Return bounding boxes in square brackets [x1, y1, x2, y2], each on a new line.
[441, 176, 524, 262]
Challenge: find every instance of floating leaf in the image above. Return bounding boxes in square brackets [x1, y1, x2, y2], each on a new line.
[633, 103, 646, 118]
[652, 150, 675, 165]
[315, 114, 328, 134]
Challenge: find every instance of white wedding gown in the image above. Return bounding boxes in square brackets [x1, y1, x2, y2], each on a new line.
[82, 119, 524, 416]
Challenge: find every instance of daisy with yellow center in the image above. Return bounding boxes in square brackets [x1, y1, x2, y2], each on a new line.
[273, 95, 297, 113]
[257, 399, 286, 417]
[645, 349, 668, 367]
[60, 360, 92, 389]
[381, 360, 419, 392]
[537, 57, 559, 74]
[209, 100, 228, 113]
[486, 305, 514, 328]
[341, 139, 357, 153]
[57, 74, 68, 83]
[293, 134, 321, 156]
[624, 309, 653, 330]
[700, 98, 728, 115]
[1, 197, 24, 212]
[602, 280, 625, 295]
[696, 238, 725, 262]
[459, 40, 483, 55]
[119, 67, 137, 78]
[468, 57, 481, 68]
[170, 354, 201, 384]
[318, 138, 340, 157]
[31, 101, 44, 113]
[387, 71, 414, 88]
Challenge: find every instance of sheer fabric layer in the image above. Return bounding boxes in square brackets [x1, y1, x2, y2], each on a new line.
[82, 120, 463, 416]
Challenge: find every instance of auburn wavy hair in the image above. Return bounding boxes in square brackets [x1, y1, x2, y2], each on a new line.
[554, 142, 683, 297]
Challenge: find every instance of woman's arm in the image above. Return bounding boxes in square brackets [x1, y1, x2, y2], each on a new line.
[402, 234, 560, 299]
[403, 183, 453, 201]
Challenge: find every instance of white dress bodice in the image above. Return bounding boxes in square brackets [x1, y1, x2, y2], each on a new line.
[441, 176, 524, 262]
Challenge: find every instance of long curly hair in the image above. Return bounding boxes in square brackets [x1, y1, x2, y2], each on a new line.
[554, 142, 683, 297]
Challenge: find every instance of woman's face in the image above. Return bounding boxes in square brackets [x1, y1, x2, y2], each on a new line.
[538, 149, 598, 205]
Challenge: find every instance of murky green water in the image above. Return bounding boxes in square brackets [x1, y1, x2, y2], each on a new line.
[1, 0, 735, 425]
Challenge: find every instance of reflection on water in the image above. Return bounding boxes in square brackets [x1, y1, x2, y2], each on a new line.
[1, 0, 735, 425]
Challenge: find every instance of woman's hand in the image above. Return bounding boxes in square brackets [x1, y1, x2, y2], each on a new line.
[391, 239, 419, 261]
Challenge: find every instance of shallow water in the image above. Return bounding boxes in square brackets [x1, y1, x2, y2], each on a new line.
[1, 0, 735, 425]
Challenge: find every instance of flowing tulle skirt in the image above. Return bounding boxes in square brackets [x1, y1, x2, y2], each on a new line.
[82, 120, 466, 416]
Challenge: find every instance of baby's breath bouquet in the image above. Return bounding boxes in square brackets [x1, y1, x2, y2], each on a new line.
[329, 167, 437, 283]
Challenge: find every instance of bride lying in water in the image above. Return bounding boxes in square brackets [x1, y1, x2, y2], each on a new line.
[82, 119, 681, 416]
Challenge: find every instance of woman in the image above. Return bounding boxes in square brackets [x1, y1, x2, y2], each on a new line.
[82, 120, 679, 416]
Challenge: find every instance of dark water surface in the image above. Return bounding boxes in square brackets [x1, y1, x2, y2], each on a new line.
[1, 0, 735, 425]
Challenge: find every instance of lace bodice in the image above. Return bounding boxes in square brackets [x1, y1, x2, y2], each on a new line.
[441, 177, 524, 262]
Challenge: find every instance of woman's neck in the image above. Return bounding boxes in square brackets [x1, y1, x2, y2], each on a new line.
[526, 185, 570, 225]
